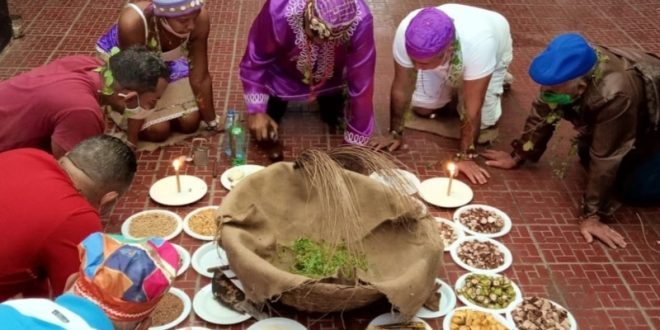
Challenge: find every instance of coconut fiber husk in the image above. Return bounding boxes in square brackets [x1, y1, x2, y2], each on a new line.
[216, 147, 443, 318]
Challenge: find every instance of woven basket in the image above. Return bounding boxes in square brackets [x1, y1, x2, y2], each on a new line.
[279, 281, 384, 312]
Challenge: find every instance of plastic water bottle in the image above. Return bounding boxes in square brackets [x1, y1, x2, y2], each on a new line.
[223, 109, 236, 157]
[230, 114, 246, 166]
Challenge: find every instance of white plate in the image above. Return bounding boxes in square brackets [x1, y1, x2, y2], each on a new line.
[418, 177, 473, 208]
[183, 206, 218, 241]
[150, 175, 208, 206]
[415, 278, 456, 319]
[443, 307, 513, 330]
[367, 313, 432, 330]
[453, 204, 512, 238]
[175, 328, 211, 330]
[192, 284, 251, 325]
[454, 273, 523, 314]
[435, 217, 466, 252]
[506, 297, 578, 330]
[121, 209, 183, 241]
[220, 164, 265, 191]
[369, 169, 421, 195]
[450, 236, 513, 274]
[246, 317, 307, 330]
[149, 287, 192, 330]
[172, 244, 191, 277]
[191, 242, 229, 278]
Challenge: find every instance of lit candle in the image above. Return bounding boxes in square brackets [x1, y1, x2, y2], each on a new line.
[173, 158, 182, 193]
[446, 162, 456, 196]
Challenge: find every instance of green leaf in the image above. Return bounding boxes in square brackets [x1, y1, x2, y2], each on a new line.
[148, 38, 158, 50]
[545, 113, 560, 124]
[102, 85, 114, 95]
[109, 47, 120, 57]
[522, 140, 534, 152]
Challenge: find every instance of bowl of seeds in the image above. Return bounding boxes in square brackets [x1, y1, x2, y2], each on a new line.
[121, 209, 183, 241]
[506, 297, 577, 330]
[450, 237, 512, 274]
[455, 273, 522, 314]
[183, 206, 218, 241]
[453, 204, 511, 238]
[150, 287, 191, 330]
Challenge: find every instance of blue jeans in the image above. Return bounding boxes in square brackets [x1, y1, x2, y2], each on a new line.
[617, 150, 660, 205]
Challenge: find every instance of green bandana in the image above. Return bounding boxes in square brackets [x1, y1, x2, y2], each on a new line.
[540, 91, 575, 106]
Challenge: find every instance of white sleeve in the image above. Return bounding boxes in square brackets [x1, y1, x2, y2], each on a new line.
[392, 21, 413, 68]
[462, 36, 497, 80]
[392, 11, 422, 69]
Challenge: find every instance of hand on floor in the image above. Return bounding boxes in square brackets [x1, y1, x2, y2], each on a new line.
[457, 160, 490, 184]
[369, 135, 402, 152]
[579, 216, 627, 249]
[482, 149, 518, 169]
[248, 113, 278, 141]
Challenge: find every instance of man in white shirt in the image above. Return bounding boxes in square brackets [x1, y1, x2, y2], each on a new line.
[371, 4, 512, 184]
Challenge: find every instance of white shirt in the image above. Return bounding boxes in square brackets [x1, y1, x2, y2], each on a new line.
[393, 4, 512, 80]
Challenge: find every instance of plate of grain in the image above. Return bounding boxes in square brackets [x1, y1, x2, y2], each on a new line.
[122, 210, 183, 241]
[149, 287, 191, 330]
[183, 206, 218, 241]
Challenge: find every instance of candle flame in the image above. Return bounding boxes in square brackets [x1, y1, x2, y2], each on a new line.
[447, 162, 456, 176]
[172, 159, 182, 171]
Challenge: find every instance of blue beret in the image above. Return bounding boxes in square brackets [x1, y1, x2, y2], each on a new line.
[528, 33, 597, 86]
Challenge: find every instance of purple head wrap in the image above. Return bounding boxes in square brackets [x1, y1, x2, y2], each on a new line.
[306, 0, 358, 40]
[405, 8, 455, 60]
[153, 0, 205, 17]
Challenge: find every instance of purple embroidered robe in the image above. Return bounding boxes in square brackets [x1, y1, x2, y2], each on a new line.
[239, 0, 376, 145]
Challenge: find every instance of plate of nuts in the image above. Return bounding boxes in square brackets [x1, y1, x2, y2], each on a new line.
[453, 204, 511, 238]
[443, 307, 512, 330]
[506, 297, 577, 330]
[450, 237, 512, 274]
[455, 273, 523, 314]
[435, 217, 465, 251]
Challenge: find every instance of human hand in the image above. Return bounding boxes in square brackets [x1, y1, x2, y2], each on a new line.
[456, 160, 490, 184]
[368, 134, 402, 152]
[248, 113, 278, 141]
[482, 149, 519, 169]
[579, 216, 627, 249]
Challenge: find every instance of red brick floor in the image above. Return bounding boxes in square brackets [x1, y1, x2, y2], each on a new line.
[2, 0, 660, 329]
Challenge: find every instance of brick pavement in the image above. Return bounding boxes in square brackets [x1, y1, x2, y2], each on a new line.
[2, 0, 659, 329]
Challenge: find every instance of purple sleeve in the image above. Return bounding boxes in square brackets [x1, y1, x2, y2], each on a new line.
[343, 15, 376, 145]
[239, 2, 279, 114]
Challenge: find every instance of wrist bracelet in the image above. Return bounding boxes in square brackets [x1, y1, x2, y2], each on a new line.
[454, 145, 478, 161]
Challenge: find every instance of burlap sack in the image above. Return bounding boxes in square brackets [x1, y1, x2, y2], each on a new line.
[217, 161, 442, 318]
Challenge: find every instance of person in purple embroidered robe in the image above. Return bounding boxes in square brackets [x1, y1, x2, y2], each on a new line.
[240, 0, 376, 160]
